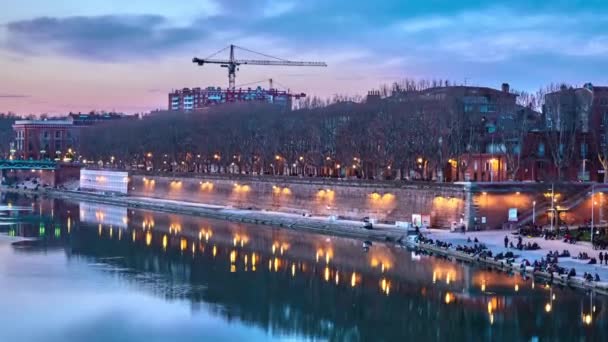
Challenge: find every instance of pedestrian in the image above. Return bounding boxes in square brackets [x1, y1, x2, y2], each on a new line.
[600, 252, 604, 265]
[504, 235, 509, 248]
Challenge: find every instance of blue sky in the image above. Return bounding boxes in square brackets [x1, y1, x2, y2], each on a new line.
[1, 0, 607, 114]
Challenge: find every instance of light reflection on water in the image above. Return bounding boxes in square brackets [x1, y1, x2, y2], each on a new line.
[0, 194, 606, 341]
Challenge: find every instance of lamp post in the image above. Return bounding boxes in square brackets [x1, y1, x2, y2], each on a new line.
[592, 183, 595, 246]
[550, 183, 555, 232]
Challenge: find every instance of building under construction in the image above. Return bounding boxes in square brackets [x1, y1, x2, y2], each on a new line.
[168, 86, 304, 111]
[168, 45, 326, 112]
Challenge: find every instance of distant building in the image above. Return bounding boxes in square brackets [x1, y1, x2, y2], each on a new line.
[168, 86, 305, 111]
[68, 112, 132, 126]
[518, 83, 608, 182]
[12, 120, 79, 160]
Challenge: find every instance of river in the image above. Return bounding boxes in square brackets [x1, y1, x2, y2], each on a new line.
[0, 193, 605, 341]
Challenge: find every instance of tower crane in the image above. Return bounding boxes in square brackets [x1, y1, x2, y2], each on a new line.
[193, 44, 327, 90]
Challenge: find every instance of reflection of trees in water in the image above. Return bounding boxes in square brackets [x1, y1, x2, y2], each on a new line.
[4, 195, 608, 341]
[46, 228, 605, 341]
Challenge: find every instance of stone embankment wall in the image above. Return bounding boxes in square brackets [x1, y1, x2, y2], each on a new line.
[127, 172, 599, 229]
[128, 174, 467, 228]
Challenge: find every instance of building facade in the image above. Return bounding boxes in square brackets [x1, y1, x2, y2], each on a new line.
[168, 86, 303, 111]
[12, 120, 80, 160]
[515, 84, 608, 182]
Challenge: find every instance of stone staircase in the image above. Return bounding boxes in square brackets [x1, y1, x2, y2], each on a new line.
[517, 184, 596, 227]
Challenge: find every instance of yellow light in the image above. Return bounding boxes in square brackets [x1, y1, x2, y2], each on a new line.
[146, 231, 152, 246]
[489, 313, 494, 325]
[272, 244, 277, 254]
[433, 271, 437, 284]
[251, 253, 257, 268]
[299, 156, 304, 161]
[487, 301, 493, 314]
[325, 267, 330, 282]
[291, 263, 296, 277]
[180, 238, 187, 251]
[417, 157, 423, 163]
[192, 242, 196, 254]
[274, 257, 279, 272]
[230, 250, 236, 263]
[162, 235, 168, 250]
[213, 245, 217, 257]
[515, 284, 519, 292]
[481, 282, 486, 292]
[230, 265, 236, 273]
[351, 272, 357, 287]
[545, 303, 552, 313]
[584, 314, 592, 325]
[132, 230, 136, 242]
[335, 271, 339, 285]
[445, 293, 453, 304]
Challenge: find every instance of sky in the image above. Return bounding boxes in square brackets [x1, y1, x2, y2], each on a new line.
[1, 0, 608, 114]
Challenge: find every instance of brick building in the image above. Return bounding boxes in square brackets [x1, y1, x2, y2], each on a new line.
[12, 120, 79, 160]
[516, 84, 608, 182]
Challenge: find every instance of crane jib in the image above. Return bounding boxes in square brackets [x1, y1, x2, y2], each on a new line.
[192, 45, 327, 89]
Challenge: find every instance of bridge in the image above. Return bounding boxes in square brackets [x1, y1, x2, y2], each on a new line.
[0, 160, 57, 170]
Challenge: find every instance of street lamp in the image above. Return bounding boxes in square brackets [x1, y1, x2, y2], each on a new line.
[550, 183, 555, 232]
[592, 183, 595, 246]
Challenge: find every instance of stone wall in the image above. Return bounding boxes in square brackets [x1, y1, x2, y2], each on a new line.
[128, 174, 467, 228]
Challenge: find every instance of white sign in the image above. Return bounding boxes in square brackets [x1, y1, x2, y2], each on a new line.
[412, 214, 422, 227]
[508, 208, 518, 222]
[80, 169, 129, 194]
[481, 217, 486, 224]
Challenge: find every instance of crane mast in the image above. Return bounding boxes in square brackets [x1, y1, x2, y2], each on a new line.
[193, 44, 327, 90]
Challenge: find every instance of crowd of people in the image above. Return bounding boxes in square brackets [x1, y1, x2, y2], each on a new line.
[415, 231, 605, 284]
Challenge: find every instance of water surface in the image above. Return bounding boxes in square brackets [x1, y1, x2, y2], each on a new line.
[0, 193, 606, 341]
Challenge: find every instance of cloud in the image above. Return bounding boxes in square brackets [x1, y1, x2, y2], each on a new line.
[389, 8, 608, 62]
[0, 93, 29, 98]
[4, 15, 207, 61]
[263, 2, 297, 18]
[397, 16, 451, 33]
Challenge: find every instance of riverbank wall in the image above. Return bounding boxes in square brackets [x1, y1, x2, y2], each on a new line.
[128, 174, 467, 228]
[126, 173, 599, 230]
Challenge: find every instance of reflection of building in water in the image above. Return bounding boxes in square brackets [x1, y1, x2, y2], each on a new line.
[79, 202, 128, 228]
[7, 196, 608, 342]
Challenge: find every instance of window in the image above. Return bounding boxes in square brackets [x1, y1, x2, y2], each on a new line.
[581, 143, 588, 158]
[537, 143, 545, 157]
[479, 105, 488, 113]
[55, 131, 61, 139]
[464, 104, 474, 112]
[43, 131, 49, 139]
